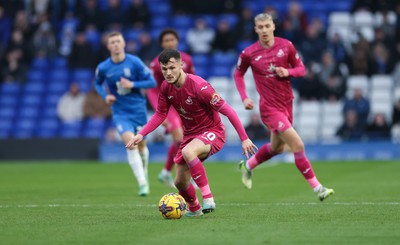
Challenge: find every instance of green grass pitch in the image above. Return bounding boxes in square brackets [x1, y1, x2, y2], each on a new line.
[1, 160, 399, 245]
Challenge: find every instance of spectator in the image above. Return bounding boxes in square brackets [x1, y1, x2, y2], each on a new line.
[78, 0, 104, 31]
[327, 32, 348, 63]
[32, 19, 57, 58]
[298, 64, 323, 101]
[125, 0, 150, 29]
[57, 82, 85, 122]
[347, 37, 373, 76]
[1, 49, 27, 83]
[370, 42, 395, 74]
[212, 20, 236, 53]
[68, 32, 96, 69]
[343, 88, 370, 129]
[137, 32, 160, 65]
[392, 99, 400, 125]
[322, 75, 345, 102]
[298, 23, 326, 64]
[245, 113, 270, 141]
[0, 6, 11, 59]
[186, 18, 215, 54]
[7, 29, 31, 63]
[236, 7, 257, 41]
[336, 109, 364, 141]
[83, 87, 111, 119]
[318, 50, 342, 84]
[104, 0, 125, 30]
[282, 1, 308, 34]
[366, 113, 391, 140]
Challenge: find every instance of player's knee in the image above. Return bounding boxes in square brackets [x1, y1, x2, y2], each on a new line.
[272, 145, 285, 154]
[174, 179, 186, 190]
[181, 147, 194, 162]
[291, 142, 305, 152]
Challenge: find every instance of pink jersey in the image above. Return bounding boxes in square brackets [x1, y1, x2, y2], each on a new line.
[158, 74, 225, 136]
[234, 37, 305, 111]
[148, 52, 195, 109]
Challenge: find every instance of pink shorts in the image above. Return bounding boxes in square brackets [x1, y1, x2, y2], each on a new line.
[174, 128, 226, 165]
[260, 105, 293, 134]
[165, 107, 182, 134]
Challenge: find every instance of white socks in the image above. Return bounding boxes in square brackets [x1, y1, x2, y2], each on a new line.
[126, 149, 147, 186]
[139, 147, 149, 177]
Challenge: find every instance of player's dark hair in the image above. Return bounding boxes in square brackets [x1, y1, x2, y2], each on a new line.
[159, 28, 179, 44]
[158, 49, 181, 65]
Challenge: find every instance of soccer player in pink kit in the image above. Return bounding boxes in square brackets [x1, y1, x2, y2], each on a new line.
[127, 49, 258, 216]
[148, 28, 195, 188]
[234, 13, 334, 201]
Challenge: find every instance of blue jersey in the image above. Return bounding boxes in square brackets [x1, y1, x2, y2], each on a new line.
[94, 54, 156, 125]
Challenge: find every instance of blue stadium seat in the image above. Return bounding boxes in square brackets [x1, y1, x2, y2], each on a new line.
[177, 42, 188, 52]
[0, 95, 18, 107]
[21, 94, 42, 106]
[147, 2, 170, 15]
[210, 65, 232, 77]
[42, 106, 58, 119]
[83, 128, 104, 138]
[197, 15, 217, 29]
[60, 121, 83, 138]
[194, 66, 209, 80]
[150, 16, 169, 29]
[85, 118, 106, 129]
[236, 40, 253, 52]
[48, 81, 69, 94]
[124, 29, 142, 41]
[19, 106, 40, 119]
[27, 70, 46, 82]
[218, 14, 239, 28]
[31, 57, 49, 70]
[212, 52, 237, 66]
[14, 119, 36, 138]
[49, 69, 69, 82]
[51, 57, 68, 69]
[36, 118, 59, 138]
[0, 119, 13, 138]
[24, 83, 45, 94]
[171, 15, 193, 29]
[44, 94, 62, 106]
[192, 54, 210, 67]
[0, 83, 21, 95]
[72, 69, 93, 83]
[0, 107, 16, 119]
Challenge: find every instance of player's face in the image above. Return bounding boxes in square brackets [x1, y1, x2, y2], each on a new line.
[160, 58, 183, 84]
[161, 33, 178, 49]
[107, 35, 126, 55]
[254, 19, 275, 43]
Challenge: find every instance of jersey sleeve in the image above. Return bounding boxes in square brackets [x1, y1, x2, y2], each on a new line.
[156, 84, 171, 115]
[133, 57, 157, 89]
[287, 41, 306, 78]
[94, 65, 108, 100]
[234, 49, 251, 101]
[197, 82, 226, 111]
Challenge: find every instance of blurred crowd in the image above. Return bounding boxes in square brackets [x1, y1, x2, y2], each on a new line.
[1, 0, 400, 142]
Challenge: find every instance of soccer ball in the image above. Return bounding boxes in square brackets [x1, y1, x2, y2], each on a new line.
[158, 193, 187, 219]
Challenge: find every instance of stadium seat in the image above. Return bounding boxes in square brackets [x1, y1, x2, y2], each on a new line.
[171, 15, 193, 29]
[0, 107, 16, 119]
[0, 119, 13, 134]
[370, 101, 393, 122]
[124, 29, 142, 41]
[0, 95, 18, 107]
[150, 16, 169, 29]
[210, 65, 232, 77]
[192, 54, 210, 67]
[0, 83, 21, 95]
[147, 2, 170, 15]
[346, 75, 369, 98]
[370, 75, 393, 90]
[60, 121, 83, 138]
[18, 106, 40, 119]
[353, 11, 374, 28]
[394, 87, 400, 102]
[212, 52, 237, 66]
[218, 14, 239, 28]
[24, 83, 45, 94]
[21, 94, 42, 106]
[31, 57, 49, 70]
[36, 118, 59, 138]
[83, 128, 104, 138]
[329, 12, 351, 27]
[14, 119, 36, 138]
[374, 11, 397, 27]
[27, 70, 46, 82]
[72, 69, 93, 82]
[48, 81, 69, 94]
[50, 69, 69, 82]
[51, 57, 68, 69]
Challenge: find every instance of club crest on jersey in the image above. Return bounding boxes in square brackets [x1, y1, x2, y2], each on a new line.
[277, 49, 284, 57]
[123, 68, 131, 77]
[179, 106, 187, 114]
[268, 63, 276, 72]
[185, 96, 193, 105]
[210, 93, 221, 105]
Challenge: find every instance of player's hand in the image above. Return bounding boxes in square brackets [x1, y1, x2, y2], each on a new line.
[241, 139, 258, 159]
[125, 134, 144, 149]
[105, 94, 116, 105]
[275, 67, 289, 78]
[243, 98, 254, 110]
[120, 77, 134, 89]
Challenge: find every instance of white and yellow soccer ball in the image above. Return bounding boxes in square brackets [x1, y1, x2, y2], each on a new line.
[158, 193, 187, 219]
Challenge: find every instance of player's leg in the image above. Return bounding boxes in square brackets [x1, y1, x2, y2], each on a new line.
[181, 138, 215, 213]
[159, 109, 183, 188]
[122, 131, 148, 196]
[174, 163, 203, 217]
[240, 133, 285, 189]
[138, 139, 149, 181]
[278, 128, 334, 201]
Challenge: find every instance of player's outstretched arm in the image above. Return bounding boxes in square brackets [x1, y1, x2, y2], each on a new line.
[241, 138, 258, 159]
[126, 134, 143, 148]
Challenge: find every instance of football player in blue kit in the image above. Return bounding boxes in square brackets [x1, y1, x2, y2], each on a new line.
[94, 32, 156, 196]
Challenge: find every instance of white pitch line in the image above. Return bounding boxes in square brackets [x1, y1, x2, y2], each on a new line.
[0, 202, 399, 209]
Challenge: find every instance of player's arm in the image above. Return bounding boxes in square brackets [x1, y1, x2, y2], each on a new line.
[94, 66, 116, 105]
[126, 86, 170, 148]
[200, 83, 257, 158]
[275, 42, 306, 78]
[233, 50, 254, 110]
[121, 58, 156, 89]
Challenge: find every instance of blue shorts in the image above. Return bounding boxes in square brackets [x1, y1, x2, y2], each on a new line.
[113, 117, 146, 136]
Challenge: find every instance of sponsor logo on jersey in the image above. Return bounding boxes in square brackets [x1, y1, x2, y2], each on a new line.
[210, 93, 221, 105]
[277, 49, 284, 57]
[201, 86, 208, 91]
[168, 96, 173, 99]
[255, 55, 262, 61]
